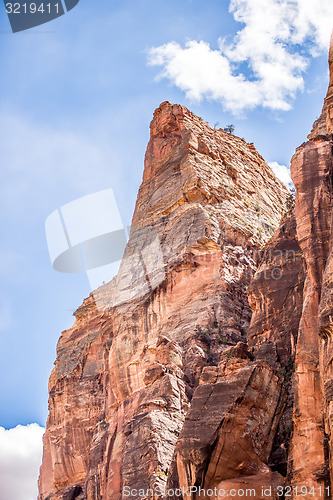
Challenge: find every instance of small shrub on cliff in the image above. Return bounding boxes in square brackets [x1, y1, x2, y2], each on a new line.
[283, 421, 292, 437]
[195, 325, 205, 337]
[285, 187, 295, 215]
[195, 325, 211, 343]
[195, 321, 230, 349]
[254, 203, 261, 214]
[155, 471, 168, 477]
[278, 358, 294, 387]
[224, 124, 235, 134]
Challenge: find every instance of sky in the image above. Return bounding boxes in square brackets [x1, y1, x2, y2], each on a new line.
[0, 1, 332, 498]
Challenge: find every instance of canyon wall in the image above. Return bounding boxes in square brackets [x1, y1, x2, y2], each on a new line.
[38, 34, 333, 500]
[289, 33, 333, 495]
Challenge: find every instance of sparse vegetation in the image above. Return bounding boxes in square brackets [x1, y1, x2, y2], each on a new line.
[285, 187, 295, 215]
[224, 124, 235, 134]
[155, 471, 168, 477]
[283, 421, 292, 437]
[195, 321, 229, 347]
[254, 202, 261, 214]
[194, 325, 211, 342]
[278, 358, 294, 387]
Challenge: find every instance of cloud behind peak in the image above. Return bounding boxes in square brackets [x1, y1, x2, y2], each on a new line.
[148, 0, 333, 113]
[0, 424, 44, 500]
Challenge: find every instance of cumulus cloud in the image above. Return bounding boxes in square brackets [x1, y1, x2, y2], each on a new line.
[148, 0, 333, 113]
[0, 424, 45, 500]
[268, 161, 293, 190]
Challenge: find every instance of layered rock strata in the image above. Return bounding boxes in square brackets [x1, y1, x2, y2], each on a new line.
[289, 33, 333, 494]
[247, 214, 305, 478]
[38, 101, 289, 500]
[166, 344, 286, 499]
[39, 33, 333, 500]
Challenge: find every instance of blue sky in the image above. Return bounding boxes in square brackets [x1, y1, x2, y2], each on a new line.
[0, 1, 332, 498]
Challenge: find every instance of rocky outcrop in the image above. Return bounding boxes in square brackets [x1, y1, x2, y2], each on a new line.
[289, 33, 333, 494]
[39, 33, 333, 500]
[247, 214, 304, 369]
[167, 344, 286, 499]
[247, 214, 305, 478]
[38, 101, 289, 500]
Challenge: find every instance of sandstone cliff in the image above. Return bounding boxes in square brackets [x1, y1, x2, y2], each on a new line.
[38, 34, 333, 500]
[289, 34, 333, 494]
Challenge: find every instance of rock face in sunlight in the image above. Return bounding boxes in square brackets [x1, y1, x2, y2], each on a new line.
[38, 34, 333, 500]
[288, 33, 333, 492]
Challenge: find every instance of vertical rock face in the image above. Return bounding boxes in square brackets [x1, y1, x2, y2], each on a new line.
[39, 34, 333, 500]
[166, 347, 286, 499]
[247, 214, 305, 478]
[38, 102, 289, 500]
[289, 32, 333, 493]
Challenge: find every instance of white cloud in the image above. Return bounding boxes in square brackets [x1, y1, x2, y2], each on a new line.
[268, 161, 293, 189]
[0, 424, 45, 500]
[148, 0, 333, 113]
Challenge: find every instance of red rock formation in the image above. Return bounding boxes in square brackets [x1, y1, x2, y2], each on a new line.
[289, 32, 333, 494]
[166, 344, 286, 498]
[38, 33, 333, 500]
[247, 214, 304, 369]
[247, 214, 305, 477]
[38, 102, 288, 500]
